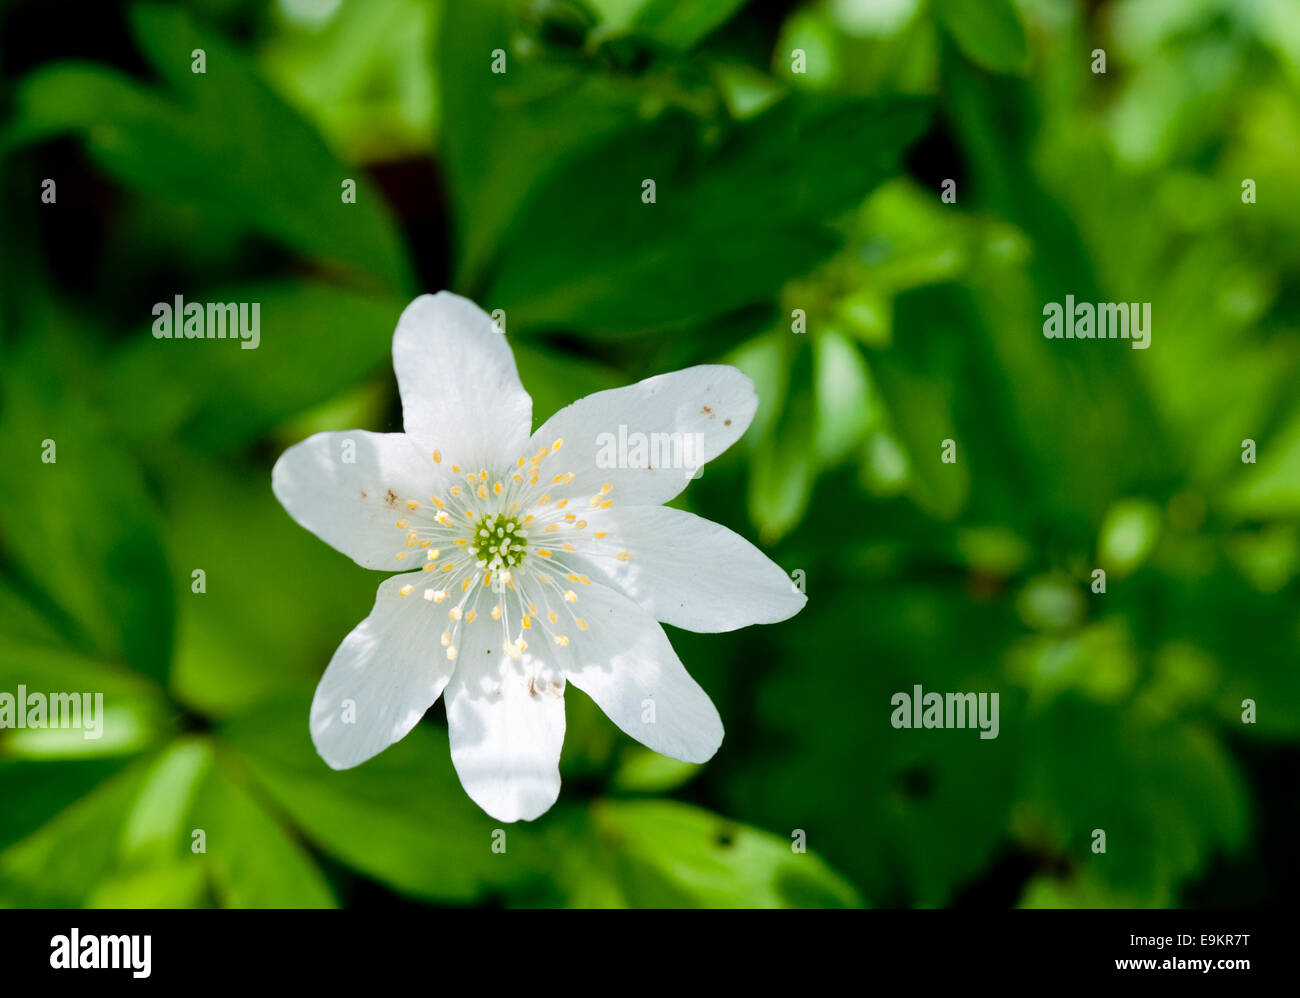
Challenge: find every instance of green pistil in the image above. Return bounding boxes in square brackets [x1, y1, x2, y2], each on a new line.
[470, 514, 528, 569]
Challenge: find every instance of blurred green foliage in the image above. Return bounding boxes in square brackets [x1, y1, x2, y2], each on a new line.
[0, 0, 1297, 908]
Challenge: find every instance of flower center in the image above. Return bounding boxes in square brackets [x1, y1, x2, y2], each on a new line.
[469, 513, 528, 571]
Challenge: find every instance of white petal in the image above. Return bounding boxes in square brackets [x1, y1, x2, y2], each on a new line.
[577, 506, 806, 632]
[310, 574, 458, 769]
[556, 581, 722, 763]
[272, 430, 447, 570]
[393, 292, 532, 472]
[529, 365, 756, 507]
[444, 619, 566, 822]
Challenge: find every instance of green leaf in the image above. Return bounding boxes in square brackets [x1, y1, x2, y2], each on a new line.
[4, 3, 411, 288]
[933, 0, 1029, 75]
[488, 95, 931, 336]
[1021, 698, 1249, 898]
[85, 858, 209, 908]
[0, 344, 175, 684]
[813, 331, 880, 464]
[721, 585, 1022, 906]
[191, 753, 337, 908]
[0, 638, 172, 760]
[631, 0, 750, 49]
[118, 737, 213, 866]
[0, 760, 149, 906]
[218, 697, 546, 903]
[103, 282, 406, 453]
[1223, 408, 1300, 519]
[559, 799, 864, 907]
[0, 758, 132, 851]
[609, 747, 701, 793]
[748, 381, 816, 543]
[438, 0, 646, 287]
[157, 455, 378, 718]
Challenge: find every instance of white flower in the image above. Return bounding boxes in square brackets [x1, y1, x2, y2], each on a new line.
[272, 293, 806, 821]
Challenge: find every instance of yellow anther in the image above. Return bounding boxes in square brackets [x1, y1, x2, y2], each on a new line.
[446, 645, 457, 660]
[567, 573, 580, 582]
[522, 615, 532, 629]
[493, 481, 503, 495]
[477, 484, 488, 499]
[450, 486, 461, 497]
[537, 549, 552, 558]
[449, 607, 462, 621]
[593, 532, 606, 539]
[553, 439, 563, 451]
[395, 553, 407, 562]
[427, 548, 440, 560]
[441, 631, 451, 647]
[600, 500, 613, 509]
[556, 499, 568, 508]
[433, 590, 447, 602]
[538, 494, 551, 505]
[491, 605, 502, 620]
[441, 562, 454, 571]
[396, 519, 410, 529]
[545, 524, 559, 533]
[433, 450, 442, 463]
[616, 552, 631, 562]
[455, 539, 468, 548]
[575, 520, 587, 529]
[562, 543, 576, 552]
[399, 584, 414, 597]
[465, 610, 476, 622]
[406, 500, 420, 509]
[420, 539, 432, 548]
[548, 611, 558, 624]
[564, 590, 577, 602]
[431, 497, 444, 509]
[424, 589, 437, 601]
[483, 572, 493, 587]
[451, 464, 461, 473]
[554, 635, 569, 647]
